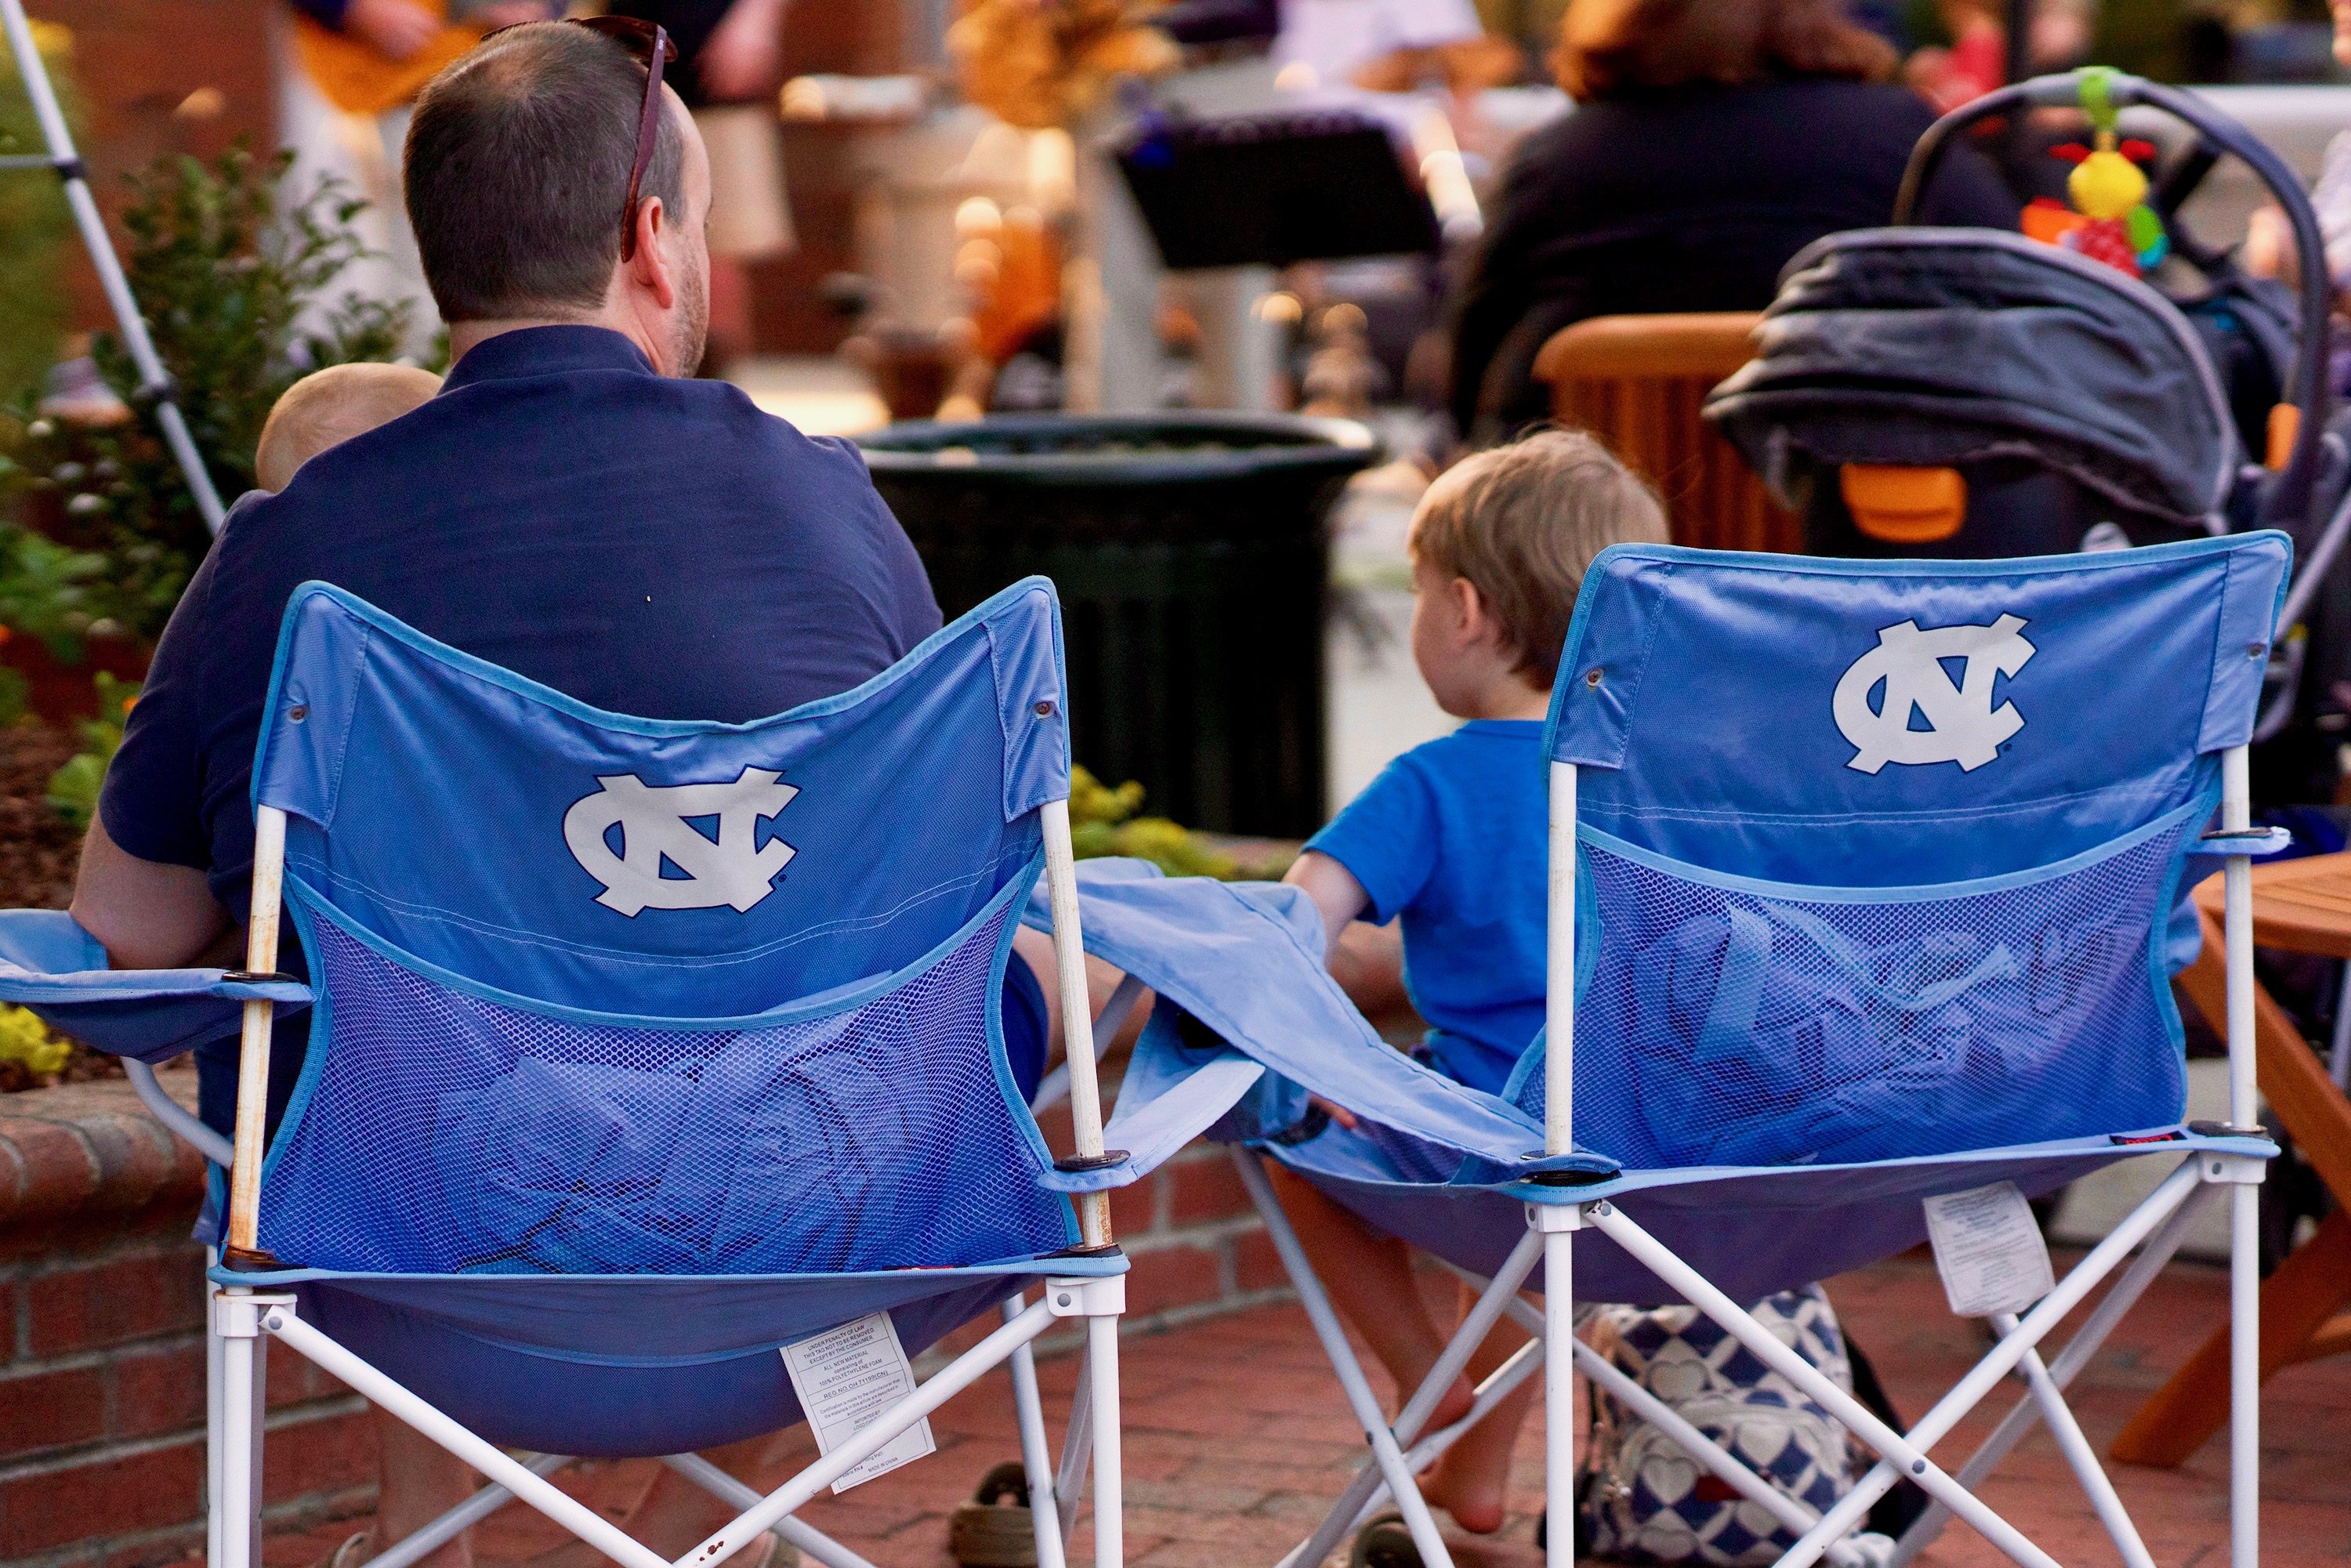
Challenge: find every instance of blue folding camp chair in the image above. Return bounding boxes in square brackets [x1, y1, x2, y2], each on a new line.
[0, 578, 1143, 1568]
[1045, 534, 2291, 1568]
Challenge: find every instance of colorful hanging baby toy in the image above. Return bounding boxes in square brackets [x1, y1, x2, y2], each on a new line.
[2020, 67, 2168, 278]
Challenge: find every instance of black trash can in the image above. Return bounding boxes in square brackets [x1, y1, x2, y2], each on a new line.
[860, 413, 1379, 837]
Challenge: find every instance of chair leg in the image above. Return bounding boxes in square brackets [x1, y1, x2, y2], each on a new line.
[658, 1453, 880, 1568]
[1892, 1179, 2214, 1568]
[1002, 1295, 1070, 1568]
[1230, 1150, 1454, 1568]
[1990, 1314, 2154, 1568]
[1086, 1314, 1124, 1568]
[206, 1252, 225, 1568]
[1589, 1172, 2206, 1568]
[1056, 1343, 1093, 1547]
[366, 1454, 574, 1568]
[216, 1291, 260, 1568]
[1535, 1209, 1577, 1568]
[2230, 1179, 2260, 1568]
[1297, 1238, 1548, 1564]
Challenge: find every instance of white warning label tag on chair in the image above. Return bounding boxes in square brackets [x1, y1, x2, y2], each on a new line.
[781, 1312, 936, 1493]
[1922, 1180, 2056, 1318]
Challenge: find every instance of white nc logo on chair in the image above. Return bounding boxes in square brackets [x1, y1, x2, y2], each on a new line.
[1831, 615, 2036, 774]
[563, 769, 799, 915]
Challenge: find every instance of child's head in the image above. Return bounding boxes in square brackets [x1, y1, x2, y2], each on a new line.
[255, 363, 443, 492]
[1407, 428, 1668, 719]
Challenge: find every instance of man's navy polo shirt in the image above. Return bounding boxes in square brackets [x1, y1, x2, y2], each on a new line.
[103, 324, 944, 917]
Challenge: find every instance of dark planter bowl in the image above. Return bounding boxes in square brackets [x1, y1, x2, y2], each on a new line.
[860, 413, 1380, 836]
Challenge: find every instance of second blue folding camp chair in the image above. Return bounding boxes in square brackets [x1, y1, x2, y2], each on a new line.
[1045, 534, 2290, 1568]
[0, 578, 1146, 1568]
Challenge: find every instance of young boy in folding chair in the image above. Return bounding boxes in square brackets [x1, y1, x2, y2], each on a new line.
[1274, 428, 1667, 1532]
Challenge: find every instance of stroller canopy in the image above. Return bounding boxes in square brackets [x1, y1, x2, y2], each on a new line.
[1706, 228, 2238, 529]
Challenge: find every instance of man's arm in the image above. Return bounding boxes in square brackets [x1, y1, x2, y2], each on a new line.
[296, 0, 442, 61]
[70, 815, 234, 971]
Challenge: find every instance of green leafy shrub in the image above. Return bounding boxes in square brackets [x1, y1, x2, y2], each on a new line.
[0, 414, 192, 650]
[1067, 764, 1246, 879]
[0, 521, 109, 661]
[46, 669, 134, 826]
[91, 139, 426, 516]
[0, 139, 433, 651]
[0, 1002, 70, 1079]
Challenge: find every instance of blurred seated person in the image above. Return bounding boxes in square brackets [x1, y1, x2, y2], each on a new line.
[1274, 0, 1497, 90]
[2245, 0, 2351, 387]
[1905, 0, 2094, 115]
[1448, 0, 2018, 446]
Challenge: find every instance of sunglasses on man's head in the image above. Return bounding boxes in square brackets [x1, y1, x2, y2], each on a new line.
[484, 15, 679, 263]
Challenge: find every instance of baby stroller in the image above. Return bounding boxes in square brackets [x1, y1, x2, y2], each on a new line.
[1705, 70, 2351, 788]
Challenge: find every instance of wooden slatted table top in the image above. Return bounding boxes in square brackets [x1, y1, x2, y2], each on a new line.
[2193, 849, 2351, 958]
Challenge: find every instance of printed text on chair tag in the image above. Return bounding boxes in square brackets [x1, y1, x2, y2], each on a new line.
[781, 1312, 936, 1492]
[1921, 1179, 2056, 1316]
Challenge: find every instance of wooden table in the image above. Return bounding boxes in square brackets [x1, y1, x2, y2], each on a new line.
[2109, 853, 2351, 1466]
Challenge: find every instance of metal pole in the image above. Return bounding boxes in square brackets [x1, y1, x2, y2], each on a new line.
[1002, 1296, 1072, 1568]
[1889, 1182, 2215, 1566]
[1085, 1314, 1123, 1568]
[1545, 761, 1575, 1156]
[1230, 1150, 1457, 1568]
[2219, 744, 2261, 1568]
[217, 1324, 256, 1568]
[0, 0, 226, 533]
[1543, 758, 1578, 1568]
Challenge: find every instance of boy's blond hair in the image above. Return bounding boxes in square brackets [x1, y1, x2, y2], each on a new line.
[1411, 428, 1669, 689]
[255, 363, 444, 492]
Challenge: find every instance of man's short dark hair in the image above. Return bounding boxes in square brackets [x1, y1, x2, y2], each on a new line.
[404, 22, 686, 322]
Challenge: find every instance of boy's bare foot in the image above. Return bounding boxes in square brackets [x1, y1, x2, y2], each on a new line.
[1422, 1448, 1511, 1535]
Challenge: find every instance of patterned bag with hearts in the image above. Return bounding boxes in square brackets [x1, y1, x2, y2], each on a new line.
[1578, 1286, 1856, 1566]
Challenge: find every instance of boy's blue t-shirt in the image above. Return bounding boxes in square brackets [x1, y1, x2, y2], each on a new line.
[1303, 719, 1546, 1094]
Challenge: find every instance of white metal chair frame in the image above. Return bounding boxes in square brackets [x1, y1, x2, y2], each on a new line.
[136, 799, 1128, 1568]
[1241, 748, 2268, 1568]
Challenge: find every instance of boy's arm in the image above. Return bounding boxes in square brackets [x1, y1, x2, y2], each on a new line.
[1285, 849, 1368, 957]
[1284, 849, 1407, 1007]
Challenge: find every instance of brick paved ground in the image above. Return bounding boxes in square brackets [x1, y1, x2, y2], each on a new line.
[250, 1248, 2351, 1568]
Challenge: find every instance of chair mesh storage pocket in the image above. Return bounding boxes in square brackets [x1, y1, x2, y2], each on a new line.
[259, 909, 1070, 1275]
[1542, 820, 2191, 1171]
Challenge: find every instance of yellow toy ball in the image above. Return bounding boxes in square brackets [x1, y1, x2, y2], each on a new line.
[2068, 147, 2149, 222]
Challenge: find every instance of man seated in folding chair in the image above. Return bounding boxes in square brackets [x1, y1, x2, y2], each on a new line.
[16, 578, 1138, 1568]
[53, 23, 1104, 1566]
[1273, 428, 1668, 1534]
[1230, 529, 2291, 1568]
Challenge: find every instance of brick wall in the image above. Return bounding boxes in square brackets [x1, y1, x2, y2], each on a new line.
[0, 1066, 1284, 1563]
[0, 1068, 375, 1568]
[911, 1096, 1285, 1371]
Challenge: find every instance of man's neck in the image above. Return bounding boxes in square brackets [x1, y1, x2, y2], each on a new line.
[447, 310, 670, 375]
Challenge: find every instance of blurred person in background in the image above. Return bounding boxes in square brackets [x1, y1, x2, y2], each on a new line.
[1904, 0, 2095, 114]
[1275, 0, 1494, 89]
[2243, 0, 2351, 392]
[609, 0, 795, 374]
[1447, 0, 2018, 447]
[279, 0, 566, 357]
